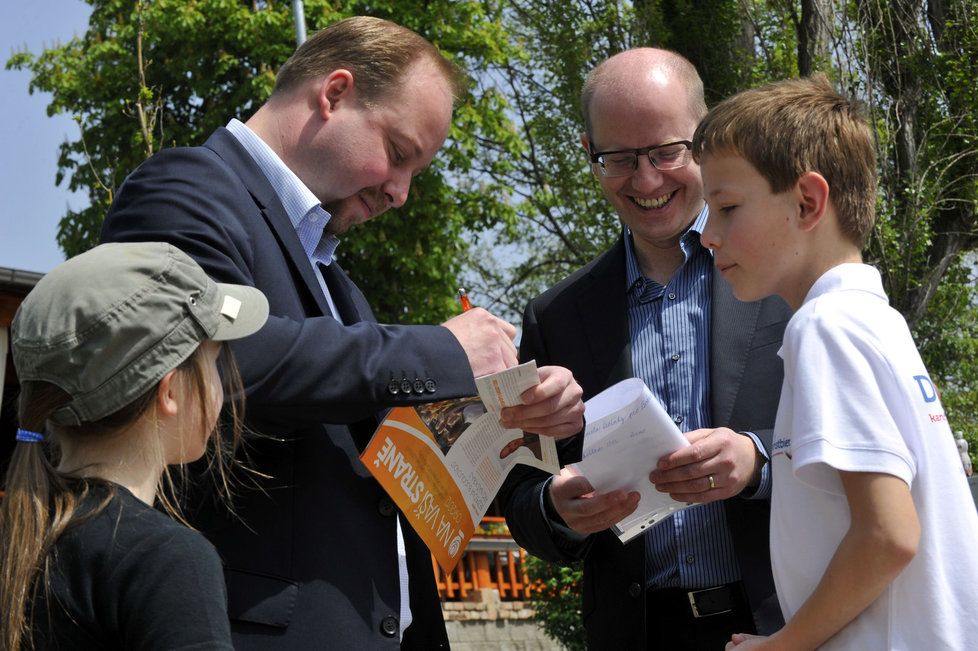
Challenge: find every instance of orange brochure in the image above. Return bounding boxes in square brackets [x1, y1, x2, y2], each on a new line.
[360, 361, 559, 571]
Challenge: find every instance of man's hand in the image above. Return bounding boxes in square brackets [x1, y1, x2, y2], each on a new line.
[499, 366, 584, 438]
[649, 427, 761, 502]
[442, 308, 518, 377]
[547, 467, 640, 534]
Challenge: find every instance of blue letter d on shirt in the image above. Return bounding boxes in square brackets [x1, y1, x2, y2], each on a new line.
[914, 375, 937, 403]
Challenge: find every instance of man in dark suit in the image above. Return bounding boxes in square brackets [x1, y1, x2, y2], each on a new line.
[500, 48, 791, 649]
[102, 16, 584, 650]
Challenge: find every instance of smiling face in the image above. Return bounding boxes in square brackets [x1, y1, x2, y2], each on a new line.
[700, 153, 804, 305]
[583, 66, 704, 261]
[294, 58, 453, 237]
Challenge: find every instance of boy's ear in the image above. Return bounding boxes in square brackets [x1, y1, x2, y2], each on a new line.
[156, 369, 182, 418]
[580, 132, 591, 154]
[317, 69, 355, 120]
[795, 171, 830, 232]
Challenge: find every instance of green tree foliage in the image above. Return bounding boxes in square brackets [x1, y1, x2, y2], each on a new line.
[525, 554, 586, 651]
[7, 0, 293, 259]
[464, 0, 787, 318]
[7, 0, 522, 324]
[846, 0, 978, 451]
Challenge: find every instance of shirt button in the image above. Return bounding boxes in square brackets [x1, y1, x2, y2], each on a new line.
[308, 213, 319, 223]
[628, 582, 642, 598]
[378, 497, 396, 517]
[674, 415, 684, 424]
[667, 292, 677, 300]
[685, 554, 695, 565]
[380, 616, 399, 637]
[671, 353, 680, 361]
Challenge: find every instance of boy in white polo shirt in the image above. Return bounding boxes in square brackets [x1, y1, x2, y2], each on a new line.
[691, 75, 978, 650]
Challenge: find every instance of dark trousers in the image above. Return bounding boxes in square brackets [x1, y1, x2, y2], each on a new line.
[645, 581, 756, 651]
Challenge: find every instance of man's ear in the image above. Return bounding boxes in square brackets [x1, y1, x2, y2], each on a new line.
[796, 171, 830, 232]
[580, 132, 590, 153]
[317, 69, 355, 120]
[156, 369, 181, 419]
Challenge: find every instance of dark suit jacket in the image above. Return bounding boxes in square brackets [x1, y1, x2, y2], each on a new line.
[500, 235, 790, 649]
[102, 128, 478, 649]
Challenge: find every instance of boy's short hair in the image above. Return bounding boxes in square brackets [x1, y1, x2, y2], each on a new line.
[273, 16, 465, 106]
[692, 74, 877, 247]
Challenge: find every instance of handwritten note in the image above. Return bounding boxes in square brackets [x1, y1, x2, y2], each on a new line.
[570, 378, 691, 543]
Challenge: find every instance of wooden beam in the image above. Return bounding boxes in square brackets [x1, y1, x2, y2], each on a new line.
[0, 295, 23, 328]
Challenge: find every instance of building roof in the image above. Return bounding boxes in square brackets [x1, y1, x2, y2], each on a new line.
[0, 266, 43, 297]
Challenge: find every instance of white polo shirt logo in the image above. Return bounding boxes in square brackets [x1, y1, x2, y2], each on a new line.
[914, 374, 947, 424]
[771, 434, 792, 460]
[914, 375, 937, 403]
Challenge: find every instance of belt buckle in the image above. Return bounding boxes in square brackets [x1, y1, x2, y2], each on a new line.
[687, 585, 734, 618]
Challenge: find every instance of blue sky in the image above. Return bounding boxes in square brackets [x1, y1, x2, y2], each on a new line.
[1, 1, 93, 274]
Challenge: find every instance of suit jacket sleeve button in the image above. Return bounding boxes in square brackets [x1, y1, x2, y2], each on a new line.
[380, 616, 399, 637]
[413, 378, 425, 394]
[628, 582, 642, 598]
[424, 378, 437, 393]
[387, 380, 400, 395]
[378, 497, 396, 517]
[400, 378, 413, 394]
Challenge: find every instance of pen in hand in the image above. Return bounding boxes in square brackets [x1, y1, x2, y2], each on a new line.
[458, 287, 473, 312]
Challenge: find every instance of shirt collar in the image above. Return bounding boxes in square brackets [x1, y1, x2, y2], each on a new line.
[623, 203, 709, 294]
[226, 119, 341, 265]
[802, 263, 886, 306]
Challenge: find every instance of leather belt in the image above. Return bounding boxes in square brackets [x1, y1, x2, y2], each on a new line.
[686, 584, 736, 618]
[646, 581, 745, 619]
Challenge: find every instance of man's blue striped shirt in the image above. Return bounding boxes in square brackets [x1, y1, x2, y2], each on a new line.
[624, 206, 741, 590]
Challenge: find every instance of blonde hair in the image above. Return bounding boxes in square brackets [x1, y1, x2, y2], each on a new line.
[692, 74, 877, 247]
[0, 345, 246, 650]
[273, 15, 466, 106]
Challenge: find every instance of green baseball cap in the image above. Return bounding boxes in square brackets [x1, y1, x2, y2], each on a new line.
[12, 242, 269, 426]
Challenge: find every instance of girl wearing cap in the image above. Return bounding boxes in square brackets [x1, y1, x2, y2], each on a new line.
[0, 242, 268, 650]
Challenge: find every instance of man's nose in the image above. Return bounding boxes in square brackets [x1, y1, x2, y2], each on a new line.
[630, 154, 664, 190]
[383, 171, 411, 208]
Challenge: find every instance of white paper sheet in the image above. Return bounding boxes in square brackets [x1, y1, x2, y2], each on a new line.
[570, 377, 691, 542]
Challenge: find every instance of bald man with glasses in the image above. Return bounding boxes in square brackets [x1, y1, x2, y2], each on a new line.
[499, 48, 791, 649]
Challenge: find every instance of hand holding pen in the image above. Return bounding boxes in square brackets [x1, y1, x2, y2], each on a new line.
[442, 287, 517, 376]
[447, 287, 584, 438]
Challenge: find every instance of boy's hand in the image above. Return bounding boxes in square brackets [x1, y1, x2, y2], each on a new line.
[725, 633, 769, 650]
[547, 467, 640, 534]
[649, 427, 761, 502]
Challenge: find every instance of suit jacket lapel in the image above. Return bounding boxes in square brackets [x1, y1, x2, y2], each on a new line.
[320, 261, 372, 325]
[710, 269, 761, 426]
[576, 235, 633, 393]
[574, 235, 758, 428]
[204, 128, 332, 317]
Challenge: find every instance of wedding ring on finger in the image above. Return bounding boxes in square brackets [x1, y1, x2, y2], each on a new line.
[708, 474, 716, 490]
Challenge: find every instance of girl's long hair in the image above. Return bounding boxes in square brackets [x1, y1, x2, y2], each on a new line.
[0, 344, 246, 650]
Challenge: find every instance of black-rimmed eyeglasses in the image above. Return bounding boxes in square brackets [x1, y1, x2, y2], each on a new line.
[589, 140, 693, 178]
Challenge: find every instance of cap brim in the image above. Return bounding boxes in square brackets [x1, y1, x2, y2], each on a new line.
[211, 283, 269, 341]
